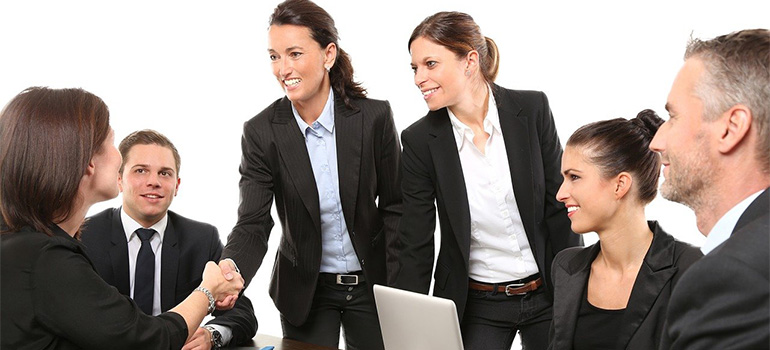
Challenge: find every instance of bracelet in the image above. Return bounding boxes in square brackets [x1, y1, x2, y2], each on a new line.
[195, 286, 215, 314]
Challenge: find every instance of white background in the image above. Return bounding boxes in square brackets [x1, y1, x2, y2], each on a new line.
[2, 1, 768, 348]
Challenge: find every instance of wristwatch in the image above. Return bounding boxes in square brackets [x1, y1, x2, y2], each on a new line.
[204, 325, 224, 349]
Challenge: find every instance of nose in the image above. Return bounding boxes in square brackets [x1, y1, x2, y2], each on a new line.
[146, 172, 161, 188]
[414, 68, 427, 88]
[556, 180, 569, 203]
[279, 58, 292, 78]
[649, 123, 666, 153]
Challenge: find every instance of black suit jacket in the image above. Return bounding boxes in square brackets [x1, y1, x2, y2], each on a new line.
[81, 208, 257, 345]
[661, 189, 769, 349]
[1, 225, 187, 350]
[221, 95, 402, 326]
[548, 221, 702, 350]
[394, 85, 581, 320]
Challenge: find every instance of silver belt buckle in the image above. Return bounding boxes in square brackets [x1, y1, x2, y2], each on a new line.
[336, 274, 359, 285]
[504, 282, 526, 296]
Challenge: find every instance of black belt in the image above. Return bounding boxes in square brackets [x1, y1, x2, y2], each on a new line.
[319, 271, 365, 286]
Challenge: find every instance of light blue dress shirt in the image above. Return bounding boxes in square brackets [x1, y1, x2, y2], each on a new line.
[292, 89, 361, 273]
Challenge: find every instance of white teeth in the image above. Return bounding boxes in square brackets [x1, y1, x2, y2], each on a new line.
[422, 88, 437, 96]
[567, 206, 579, 213]
[284, 78, 301, 86]
[144, 195, 159, 199]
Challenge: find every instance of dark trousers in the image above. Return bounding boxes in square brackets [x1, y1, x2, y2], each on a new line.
[281, 275, 384, 350]
[461, 287, 552, 350]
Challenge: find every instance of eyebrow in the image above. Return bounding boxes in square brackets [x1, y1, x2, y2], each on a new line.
[562, 168, 581, 176]
[131, 164, 176, 173]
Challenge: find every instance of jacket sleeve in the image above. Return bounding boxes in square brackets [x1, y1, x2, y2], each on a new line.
[207, 226, 258, 345]
[375, 101, 404, 285]
[221, 120, 275, 286]
[33, 240, 187, 349]
[393, 126, 436, 294]
[535, 91, 581, 253]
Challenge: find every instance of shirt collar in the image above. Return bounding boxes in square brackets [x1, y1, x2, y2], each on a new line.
[701, 189, 764, 254]
[292, 89, 335, 137]
[121, 206, 167, 242]
[446, 85, 499, 151]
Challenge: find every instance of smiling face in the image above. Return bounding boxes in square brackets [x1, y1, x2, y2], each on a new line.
[556, 146, 620, 234]
[410, 36, 470, 111]
[268, 24, 335, 112]
[650, 58, 715, 209]
[118, 143, 180, 227]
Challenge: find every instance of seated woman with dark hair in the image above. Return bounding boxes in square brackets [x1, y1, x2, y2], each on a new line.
[548, 110, 703, 350]
[0, 87, 244, 350]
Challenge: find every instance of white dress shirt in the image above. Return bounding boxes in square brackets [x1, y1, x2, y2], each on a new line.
[121, 208, 234, 344]
[447, 87, 540, 283]
[121, 208, 166, 316]
[701, 190, 764, 255]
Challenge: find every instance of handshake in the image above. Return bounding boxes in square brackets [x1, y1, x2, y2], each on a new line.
[199, 260, 245, 311]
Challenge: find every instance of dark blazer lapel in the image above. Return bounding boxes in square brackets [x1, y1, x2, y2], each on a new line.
[109, 208, 131, 295]
[334, 97, 362, 230]
[617, 221, 678, 349]
[271, 97, 322, 231]
[160, 218, 179, 311]
[552, 245, 597, 349]
[494, 86, 537, 248]
[427, 109, 471, 266]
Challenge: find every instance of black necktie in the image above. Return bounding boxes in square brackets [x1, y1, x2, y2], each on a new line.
[134, 228, 156, 315]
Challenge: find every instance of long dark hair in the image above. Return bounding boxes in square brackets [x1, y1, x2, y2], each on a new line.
[0, 87, 111, 235]
[270, 0, 366, 109]
[409, 11, 500, 84]
[567, 109, 664, 204]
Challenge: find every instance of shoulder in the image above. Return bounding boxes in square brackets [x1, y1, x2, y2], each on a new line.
[492, 84, 549, 108]
[81, 208, 118, 239]
[554, 244, 595, 271]
[352, 96, 391, 112]
[167, 211, 218, 237]
[244, 97, 286, 128]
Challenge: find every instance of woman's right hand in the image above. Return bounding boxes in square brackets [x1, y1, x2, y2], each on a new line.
[200, 261, 244, 302]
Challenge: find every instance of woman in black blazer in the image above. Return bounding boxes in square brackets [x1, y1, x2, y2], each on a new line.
[548, 110, 703, 350]
[395, 11, 580, 350]
[219, 1, 401, 349]
[0, 87, 244, 349]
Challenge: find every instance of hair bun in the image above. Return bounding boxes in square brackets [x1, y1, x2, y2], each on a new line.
[632, 109, 664, 140]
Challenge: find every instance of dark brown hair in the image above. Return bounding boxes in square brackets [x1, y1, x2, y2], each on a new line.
[0, 87, 111, 235]
[119, 129, 181, 175]
[409, 11, 500, 84]
[685, 29, 769, 173]
[567, 109, 664, 204]
[269, 0, 366, 109]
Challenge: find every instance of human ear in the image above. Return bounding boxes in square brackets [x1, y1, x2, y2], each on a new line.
[614, 172, 633, 200]
[465, 50, 479, 74]
[324, 42, 337, 70]
[717, 104, 752, 154]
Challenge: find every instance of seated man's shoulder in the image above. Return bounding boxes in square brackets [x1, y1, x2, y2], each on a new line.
[167, 210, 219, 239]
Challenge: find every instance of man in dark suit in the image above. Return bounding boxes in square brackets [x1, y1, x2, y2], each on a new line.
[650, 29, 770, 349]
[81, 130, 257, 349]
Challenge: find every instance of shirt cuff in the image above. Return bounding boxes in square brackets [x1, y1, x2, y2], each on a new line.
[207, 324, 233, 346]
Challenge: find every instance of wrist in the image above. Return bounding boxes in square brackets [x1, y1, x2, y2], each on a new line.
[194, 286, 215, 314]
[203, 325, 224, 349]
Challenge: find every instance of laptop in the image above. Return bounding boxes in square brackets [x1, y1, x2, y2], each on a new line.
[373, 284, 464, 350]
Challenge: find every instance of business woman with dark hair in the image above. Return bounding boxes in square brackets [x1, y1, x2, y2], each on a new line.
[219, 1, 402, 349]
[0, 87, 244, 350]
[548, 110, 702, 349]
[395, 11, 581, 350]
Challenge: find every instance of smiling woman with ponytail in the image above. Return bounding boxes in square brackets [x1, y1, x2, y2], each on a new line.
[219, 1, 402, 349]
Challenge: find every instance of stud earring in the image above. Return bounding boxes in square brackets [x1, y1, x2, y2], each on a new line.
[325, 65, 331, 72]
[465, 70, 471, 77]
